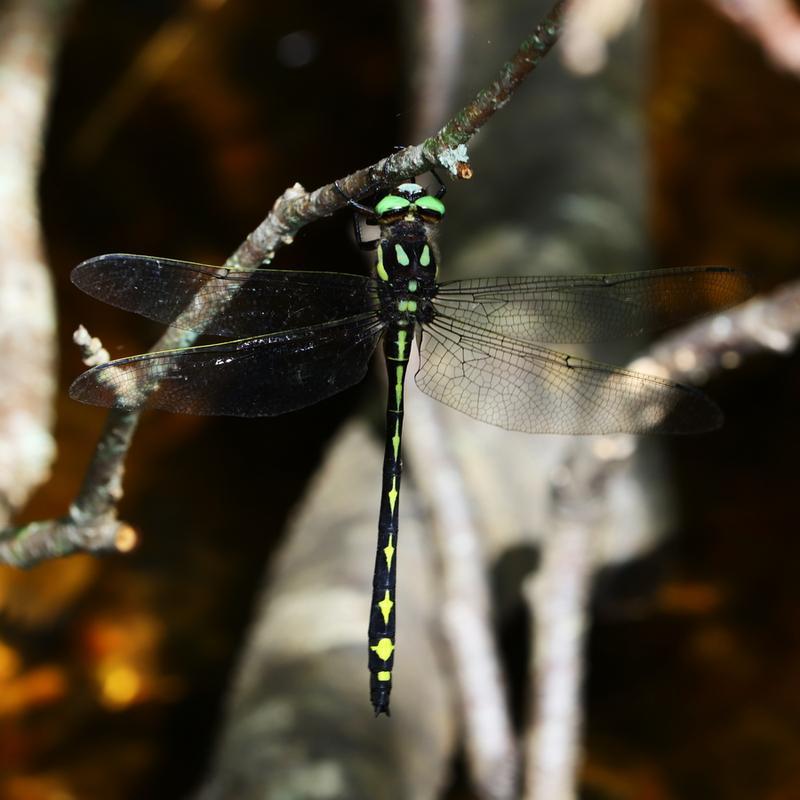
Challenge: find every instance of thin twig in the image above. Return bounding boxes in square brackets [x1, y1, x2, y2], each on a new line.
[73, 324, 110, 367]
[0, 0, 571, 567]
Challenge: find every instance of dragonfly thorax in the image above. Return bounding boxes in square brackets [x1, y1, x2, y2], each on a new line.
[378, 232, 436, 276]
[375, 233, 437, 325]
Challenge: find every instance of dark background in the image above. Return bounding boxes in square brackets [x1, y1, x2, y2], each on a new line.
[0, 1, 797, 798]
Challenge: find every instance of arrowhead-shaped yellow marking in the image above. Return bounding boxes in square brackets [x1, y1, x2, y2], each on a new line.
[371, 637, 394, 662]
[378, 590, 394, 624]
[384, 532, 395, 571]
[388, 477, 398, 514]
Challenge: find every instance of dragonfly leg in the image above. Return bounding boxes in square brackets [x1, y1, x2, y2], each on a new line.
[334, 181, 379, 251]
[333, 180, 375, 218]
[429, 167, 447, 199]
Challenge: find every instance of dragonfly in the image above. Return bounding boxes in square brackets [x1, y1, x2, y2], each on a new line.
[70, 179, 750, 716]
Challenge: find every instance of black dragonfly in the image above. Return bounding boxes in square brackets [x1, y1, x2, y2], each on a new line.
[70, 180, 751, 715]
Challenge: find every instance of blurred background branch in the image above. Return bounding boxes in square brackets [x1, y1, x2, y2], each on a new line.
[709, 0, 800, 75]
[563, 0, 800, 76]
[0, 0, 74, 527]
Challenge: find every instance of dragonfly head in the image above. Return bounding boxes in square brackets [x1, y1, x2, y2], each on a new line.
[374, 183, 446, 225]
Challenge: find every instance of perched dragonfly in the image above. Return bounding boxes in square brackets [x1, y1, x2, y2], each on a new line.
[70, 180, 750, 716]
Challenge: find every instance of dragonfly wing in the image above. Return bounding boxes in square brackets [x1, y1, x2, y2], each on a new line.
[72, 253, 376, 337]
[434, 266, 750, 344]
[416, 315, 721, 435]
[70, 314, 385, 417]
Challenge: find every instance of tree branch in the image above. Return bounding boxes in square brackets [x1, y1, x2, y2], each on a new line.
[0, 0, 572, 567]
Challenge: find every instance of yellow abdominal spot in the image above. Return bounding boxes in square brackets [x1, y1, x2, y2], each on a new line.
[378, 590, 394, 624]
[395, 365, 404, 410]
[377, 671, 391, 681]
[371, 638, 394, 661]
[384, 532, 395, 570]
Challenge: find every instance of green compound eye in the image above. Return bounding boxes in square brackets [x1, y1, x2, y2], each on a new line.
[375, 195, 411, 216]
[414, 195, 446, 216]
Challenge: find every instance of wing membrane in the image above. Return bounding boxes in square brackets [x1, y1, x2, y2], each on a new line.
[72, 253, 376, 337]
[416, 314, 721, 435]
[70, 313, 385, 417]
[434, 266, 750, 344]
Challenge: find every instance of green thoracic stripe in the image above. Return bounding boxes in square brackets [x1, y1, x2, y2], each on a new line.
[420, 245, 431, 267]
[395, 243, 410, 266]
[376, 244, 389, 281]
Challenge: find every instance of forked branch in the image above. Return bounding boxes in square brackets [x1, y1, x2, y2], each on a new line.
[0, 0, 570, 567]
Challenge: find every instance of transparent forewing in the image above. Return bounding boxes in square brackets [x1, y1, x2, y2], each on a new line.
[416, 315, 722, 435]
[72, 254, 377, 337]
[434, 266, 750, 344]
[70, 313, 385, 417]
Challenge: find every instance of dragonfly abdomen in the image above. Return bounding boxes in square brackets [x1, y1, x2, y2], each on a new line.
[368, 320, 413, 715]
